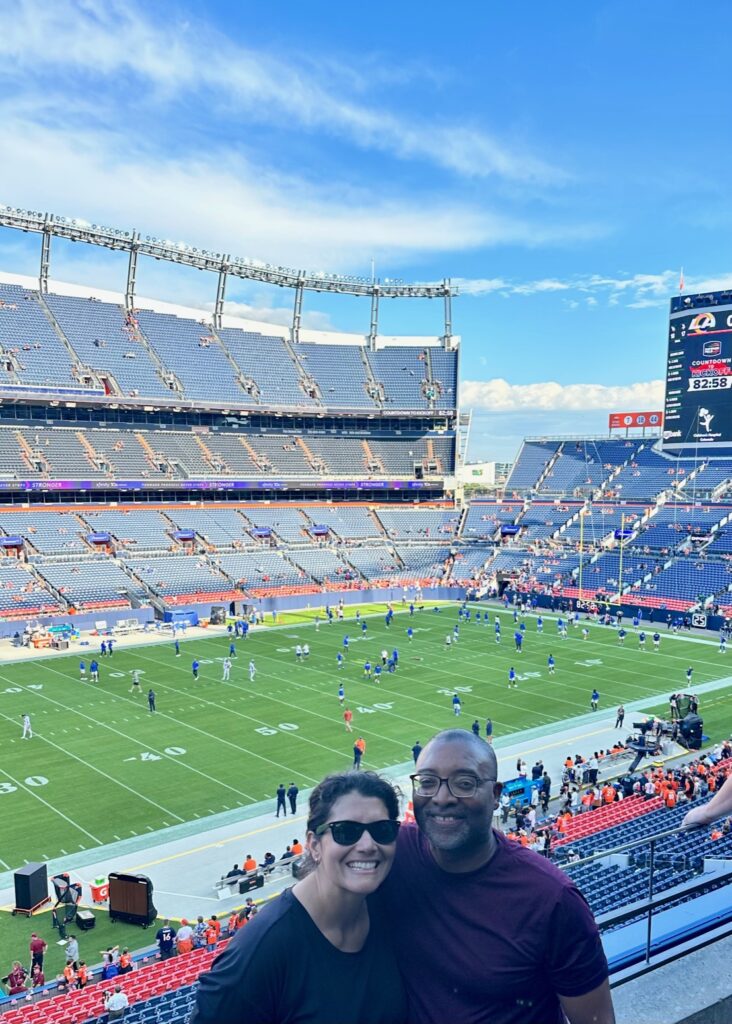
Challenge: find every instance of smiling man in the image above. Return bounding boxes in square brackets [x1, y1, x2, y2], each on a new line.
[381, 730, 614, 1024]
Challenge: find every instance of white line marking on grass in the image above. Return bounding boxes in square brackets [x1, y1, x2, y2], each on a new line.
[0, 767, 103, 847]
[0, 855, 10, 870]
[0, 667, 263, 800]
[0, 705, 186, 824]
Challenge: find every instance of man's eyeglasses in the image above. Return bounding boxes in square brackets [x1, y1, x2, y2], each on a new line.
[410, 772, 496, 799]
[315, 819, 401, 846]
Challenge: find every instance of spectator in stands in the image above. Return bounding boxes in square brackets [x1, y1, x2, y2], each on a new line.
[193, 916, 207, 948]
[30, 962, 45, 989]
[381, 729, 613, 1024]
[177, 920, 194, 955]
[4, 961, 28, 996]
[103, 984, 129, 1021]
[683, 772, 732, 829]
[190, 770, 405, 1024]
[155, 919, 177, 960]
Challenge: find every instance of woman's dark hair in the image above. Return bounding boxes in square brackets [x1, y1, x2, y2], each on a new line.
[307, 771, 400, 833]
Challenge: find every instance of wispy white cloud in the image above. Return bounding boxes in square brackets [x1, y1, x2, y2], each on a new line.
[461, 377, 665, 412]
[219, 300, 334, 333]
[0, 0, 564, 185]
[454, 268, 731, 309]
[0, 113, 593, 273]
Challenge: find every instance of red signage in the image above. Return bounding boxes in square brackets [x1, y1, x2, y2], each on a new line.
[608, 411, 664, 429]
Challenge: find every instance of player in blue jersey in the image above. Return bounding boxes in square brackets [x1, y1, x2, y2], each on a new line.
[343, 635, 349, 653]
[174, 638, 180, 657]
[229, 640, 236, 658]
[686, 666, 693, 686]
[100, 640, 107, 657]
[495, 620, 501, 643]
[638, 631, 646, 650]
[556, 617, 563, 635]
[79, 660, 86, 681]
[512, 609, 518, 624]
[364, 660, 372, 678]
[653, 632, 661, 651]
[632, 615, 639, 630]
[407, 626, 414, 641]
[192, 659, 200, 680]
[548, 653, 555, 675]
[453, 624, 459, 641]
[591, 688, 600, 711]
[374, 664, 382, 683]
[536, 615, 543, 633]
[508, 666, 517, 688]
[338, 684, 345, 705]
[514, 631, 523, 654]
[409, 603, 415, 616]
[617, 628, 626, 645]
[392, 648, 399, 667]
[720, 634, 727, 654]
[90, 659, 99, 683]
[452, 693, 462, 716]
[336, 651, 344, 669]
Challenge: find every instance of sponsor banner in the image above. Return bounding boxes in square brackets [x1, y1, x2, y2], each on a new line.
[608, 411, 663, 429]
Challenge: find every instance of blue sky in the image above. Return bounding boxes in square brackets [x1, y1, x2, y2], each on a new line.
[1, 0, 731, 461]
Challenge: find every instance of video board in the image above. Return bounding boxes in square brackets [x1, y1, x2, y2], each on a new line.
[664, 298, 732, 450]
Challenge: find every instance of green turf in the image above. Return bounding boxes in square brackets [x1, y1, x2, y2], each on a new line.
[0, 604, 730, 871]
[0, 907, 159, 983]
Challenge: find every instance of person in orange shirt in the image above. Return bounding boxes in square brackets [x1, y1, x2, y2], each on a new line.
[118, 949, 132, 974]
[291, 839, 303, 856]
[243, 854, 257, 873]
[343, 707, 353, 732]
[227, 912, 239, 936]
[665, 788, 677, 809]
[205, 922, 218, 952]
[601, 785, 616, 805]
[76, 962, 89, 988]
[208, 915, 221, 939]
[62, 962, 76, 990]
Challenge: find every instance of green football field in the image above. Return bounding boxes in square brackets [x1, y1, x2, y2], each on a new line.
[1, 602, 731, 872]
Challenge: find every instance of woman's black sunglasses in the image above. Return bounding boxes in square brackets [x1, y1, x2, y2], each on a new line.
[315, 819, 401, 846]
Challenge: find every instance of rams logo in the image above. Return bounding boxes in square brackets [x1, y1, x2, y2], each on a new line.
[689, 312, 716, 332]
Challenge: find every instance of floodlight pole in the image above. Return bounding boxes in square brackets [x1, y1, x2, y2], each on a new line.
[214, 258, 229, 329]
[443, 278, 453, 346]
[39, 217, 51, 294]
[292, 274, 305, 343]
[369, 285, 380, 349]
[125, 232, 139, 311]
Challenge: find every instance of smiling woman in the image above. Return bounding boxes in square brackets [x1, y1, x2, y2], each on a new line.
[190, 771, 407, 1024]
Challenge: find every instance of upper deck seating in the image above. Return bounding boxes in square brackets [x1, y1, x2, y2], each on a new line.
[44, 294, 172, 399]
[0, 284, 80, 390]
[504, 441, 561, 491]
[217, 327, 318, 409]
[297, 343, 376, 409]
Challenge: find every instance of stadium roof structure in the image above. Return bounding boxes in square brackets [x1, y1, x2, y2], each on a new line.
[0, 205, 456, 342]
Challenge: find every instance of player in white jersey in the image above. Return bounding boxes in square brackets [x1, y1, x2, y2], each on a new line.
[21, 713, 32, 739]
[249, 659, 256, 682]
[222, 657, 232, 681]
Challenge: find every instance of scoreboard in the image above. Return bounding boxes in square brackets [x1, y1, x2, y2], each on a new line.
[664, 296, 732, 450]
